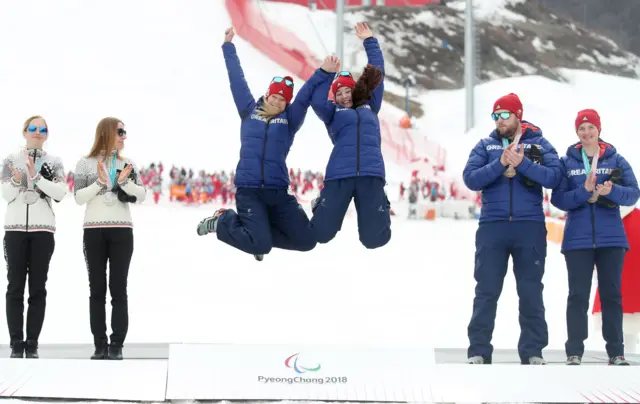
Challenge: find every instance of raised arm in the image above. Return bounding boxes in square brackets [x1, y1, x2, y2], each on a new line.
[310, 68, 337, 125]
[463, 140, 507, 191]
[287, 68, 335, 135]
[356, 23, 384, 114]
[222, 28, 256, 119]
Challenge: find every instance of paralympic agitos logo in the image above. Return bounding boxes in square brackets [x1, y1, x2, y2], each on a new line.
[284, 353, 321, 374]
[256, 353, 348, 385]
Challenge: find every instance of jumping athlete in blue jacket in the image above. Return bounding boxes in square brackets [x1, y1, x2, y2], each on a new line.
[307, 23, 391, 249]
[196, 27, 326, 261]
[463, 93, 563, 365]
[551, 109, 639, 366]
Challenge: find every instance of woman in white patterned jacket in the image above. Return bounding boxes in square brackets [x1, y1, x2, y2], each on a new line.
[1, 115, 68, 359]
[73, 117, 146, 361]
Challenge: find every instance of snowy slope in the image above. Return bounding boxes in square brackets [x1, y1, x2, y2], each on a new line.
[248, 0, 640, 192]
[0, 0, 342, 177]
[418, 69, 640, 178]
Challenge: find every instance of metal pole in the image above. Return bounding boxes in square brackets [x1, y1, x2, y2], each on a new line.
[405, 78, 410, 115]
[336, 0, 345, 65]
[464, 0, 474, 132]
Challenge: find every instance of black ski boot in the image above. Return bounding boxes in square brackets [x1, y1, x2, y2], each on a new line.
[9, 340, 24, 358]
[254, 254, 264, 261]
[91, 342, 109, 360]
[24, 340, 39, 358]
[108, 345, 123, 360]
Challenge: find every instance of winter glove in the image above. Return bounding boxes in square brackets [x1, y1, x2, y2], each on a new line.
[596, 168, 623, 209]
[38, 163, 62, 202]
[40, 163, 55, 181]
[522, 145, 542, 187]
[113, 164, 138, 203]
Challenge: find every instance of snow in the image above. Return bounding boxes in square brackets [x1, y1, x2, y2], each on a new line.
[415, 69, 640, 181]
[531, 37, 557, 52]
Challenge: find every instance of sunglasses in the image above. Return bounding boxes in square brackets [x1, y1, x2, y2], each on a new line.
[334, 71, 352, 79]
[117, 128, 127, 137]
[27, 125, 48, 135]
[272, 77, 293, 87]
[491, 111, 512, 121]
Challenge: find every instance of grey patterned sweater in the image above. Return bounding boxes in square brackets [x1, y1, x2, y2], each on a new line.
[74, 153, 147, 229]
[1, 148, 68, 232]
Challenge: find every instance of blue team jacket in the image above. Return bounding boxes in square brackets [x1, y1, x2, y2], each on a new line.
[223, 42, 326, 188]
[309, 37, 386, 181]
[551, 141, 640, 252]
[463, 121, 563, 223]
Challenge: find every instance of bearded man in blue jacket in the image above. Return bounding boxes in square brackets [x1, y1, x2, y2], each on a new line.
[463, 93, 563, 365]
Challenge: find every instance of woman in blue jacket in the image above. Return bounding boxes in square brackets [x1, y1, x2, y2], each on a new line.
[196, 27, 327, 261]
[307, 22, 391, 249]
[551, 109, 640, 366]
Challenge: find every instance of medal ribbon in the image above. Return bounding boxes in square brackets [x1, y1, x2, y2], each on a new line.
[26, 150, 43, 191]
[103, 153, 118, 190]
[581, 148, 594, 175]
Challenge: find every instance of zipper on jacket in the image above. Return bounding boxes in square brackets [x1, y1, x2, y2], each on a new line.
[509, 178, 513, 221]
[356, 110, 361, 176]
[260, 121, 271, 188]
[589, 204, 596, 248]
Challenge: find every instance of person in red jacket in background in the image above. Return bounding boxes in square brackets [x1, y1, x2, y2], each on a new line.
[593, 205, 640, 354]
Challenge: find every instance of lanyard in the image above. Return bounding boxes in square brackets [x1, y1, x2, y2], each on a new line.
[109, 154, 117, 185]
[581, 148, 598, 176]
[26, 150, 43, 190]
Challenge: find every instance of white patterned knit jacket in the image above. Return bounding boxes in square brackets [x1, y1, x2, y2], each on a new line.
[74, 153, 147, 229]
[1, 148, 68, 233]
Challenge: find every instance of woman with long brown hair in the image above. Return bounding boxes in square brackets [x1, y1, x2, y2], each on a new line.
[74, 117, 146, 360]
[308, 23, 391, 249]
[1, 115, 67, 358]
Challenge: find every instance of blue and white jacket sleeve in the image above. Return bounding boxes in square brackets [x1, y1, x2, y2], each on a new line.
[607, 155, 640, 207]
[550, 162, 591, 212]
[287, 69, 333, 134]
[310, 69, 337, 125]
[515, 138, 563, 189]
[463, 140, 507, 191]
[222, 42, 256, 119]
[363, 37, 384, 113]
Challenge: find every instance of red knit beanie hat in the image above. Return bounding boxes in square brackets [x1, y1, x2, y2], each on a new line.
[493, 93, 523, 120]
[331, 74, 356, 97]
[575, 109, 601, 133]
[267, 76, 294, 104]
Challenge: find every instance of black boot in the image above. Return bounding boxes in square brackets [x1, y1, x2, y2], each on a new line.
[24, 340, 39, 358]
[107, 345, 123, 360]
[90, 343, 109, 360]
[9, 340, 24, 358]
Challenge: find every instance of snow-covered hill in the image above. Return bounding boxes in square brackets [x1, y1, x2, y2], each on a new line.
[260, 0, 640, 115]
